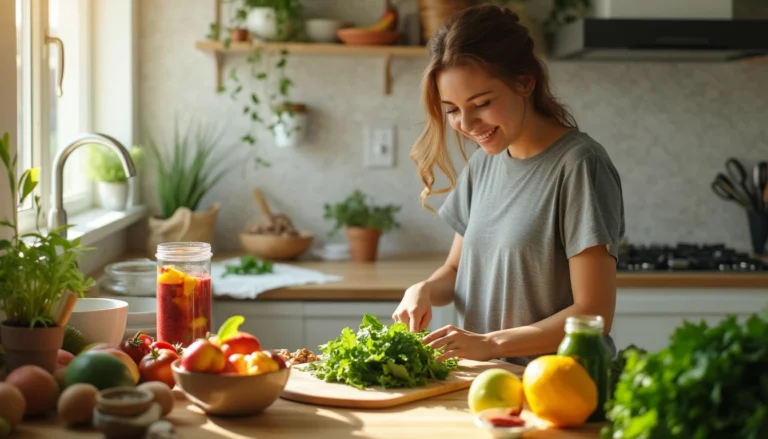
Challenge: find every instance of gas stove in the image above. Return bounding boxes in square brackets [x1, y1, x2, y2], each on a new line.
[617, 243, 768, 272]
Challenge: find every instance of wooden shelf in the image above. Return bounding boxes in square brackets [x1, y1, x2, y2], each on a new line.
[195, 40, 428, 94]
[195, 40, 427, 57]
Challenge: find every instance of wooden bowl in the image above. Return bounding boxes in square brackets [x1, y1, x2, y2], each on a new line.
[239, 231, 315, 261]
[171, 359, 290, 417]
[336, 29, 401, 46]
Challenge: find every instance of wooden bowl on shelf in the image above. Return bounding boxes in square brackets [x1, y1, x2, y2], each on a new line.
[239, 231, 315, 261]
[336, 29, 401, 46]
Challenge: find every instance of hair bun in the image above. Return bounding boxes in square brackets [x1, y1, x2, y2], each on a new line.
[500, 7, 520, 23]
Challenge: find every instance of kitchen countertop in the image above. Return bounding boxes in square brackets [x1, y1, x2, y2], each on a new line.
[18, 379, 605, 439]
[89, 251, 768, 302]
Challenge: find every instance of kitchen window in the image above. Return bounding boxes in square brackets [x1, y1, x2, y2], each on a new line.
[15, 0, 93, 233]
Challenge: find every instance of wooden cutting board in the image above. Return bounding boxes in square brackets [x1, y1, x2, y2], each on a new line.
[279, 359, 524, 409]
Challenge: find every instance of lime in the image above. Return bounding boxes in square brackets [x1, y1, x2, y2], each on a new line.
[64, 351, 135, 390]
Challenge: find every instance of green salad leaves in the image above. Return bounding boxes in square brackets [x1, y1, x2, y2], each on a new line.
[303, 314, 459, 389]
[601, 308, 768, 439]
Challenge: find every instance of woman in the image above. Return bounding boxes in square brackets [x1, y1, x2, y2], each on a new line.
[392, 4, 625, 366]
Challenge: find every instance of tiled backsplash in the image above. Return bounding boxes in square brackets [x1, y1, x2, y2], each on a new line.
[135, 0, 768, 255]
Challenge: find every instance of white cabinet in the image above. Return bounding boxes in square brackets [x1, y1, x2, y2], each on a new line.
[611, 288, 768, 352]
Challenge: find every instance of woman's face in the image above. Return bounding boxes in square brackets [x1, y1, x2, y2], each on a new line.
[436, 63, 529, 155]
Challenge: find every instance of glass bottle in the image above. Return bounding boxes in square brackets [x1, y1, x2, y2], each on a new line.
[155, 242, 213, 347]
[556, 315, 612, 423]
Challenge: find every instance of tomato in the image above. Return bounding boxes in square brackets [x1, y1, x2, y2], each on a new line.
[139, 348, 179, 389]
[150, 341, 184, 357]
[120, 332, 154, 365]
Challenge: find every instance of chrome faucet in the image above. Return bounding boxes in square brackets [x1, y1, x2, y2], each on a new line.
[48, 133, 137, 238]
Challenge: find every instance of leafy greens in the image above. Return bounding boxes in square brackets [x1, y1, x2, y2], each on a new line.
[601, 308, 768, 439]
[303, 314, 459, 389]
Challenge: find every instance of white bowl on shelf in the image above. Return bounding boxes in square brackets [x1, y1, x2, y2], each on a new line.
[305, 18, 345, 43]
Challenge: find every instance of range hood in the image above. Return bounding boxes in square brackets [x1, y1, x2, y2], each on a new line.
[548, 18, 768, 61]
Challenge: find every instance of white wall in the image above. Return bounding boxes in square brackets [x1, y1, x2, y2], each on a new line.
[0, 0, 17, 242]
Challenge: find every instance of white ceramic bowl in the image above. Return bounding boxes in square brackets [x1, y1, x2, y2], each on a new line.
[474, 408, 537, 438]
[118, 296, 157, 328]
[67, 298, 129, 346]
[305, 18, 344, 43]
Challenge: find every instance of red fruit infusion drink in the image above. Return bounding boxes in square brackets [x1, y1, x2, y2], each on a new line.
[155, 242, 213, 347]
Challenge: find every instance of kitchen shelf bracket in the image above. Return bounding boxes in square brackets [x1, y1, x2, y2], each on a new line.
[384, 55, 393, 95]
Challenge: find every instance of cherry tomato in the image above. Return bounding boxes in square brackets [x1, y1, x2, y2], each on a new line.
[139, 348, 179, 389]
[151, 341, 184, 357]
[120, 332, 154, 364]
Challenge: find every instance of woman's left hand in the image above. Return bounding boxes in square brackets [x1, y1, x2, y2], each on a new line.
[422, 325, 495, 362]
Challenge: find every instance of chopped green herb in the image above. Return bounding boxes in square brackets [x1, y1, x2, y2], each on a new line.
[222, 255, 273, 277]
[601, 308, 768, 439]
[302, 314, 459, 390]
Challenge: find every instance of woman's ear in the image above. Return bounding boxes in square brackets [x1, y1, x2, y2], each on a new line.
[515, 75, 536, 97]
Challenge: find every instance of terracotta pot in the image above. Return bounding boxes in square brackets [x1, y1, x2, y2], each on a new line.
[230, 27, 251, 42]
[346, 227, 382, 262]
[146, 203, 221, 257]
[0, 322, 65, 374]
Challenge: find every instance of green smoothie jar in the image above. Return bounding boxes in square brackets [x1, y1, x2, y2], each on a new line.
[556, 315, 611, 423]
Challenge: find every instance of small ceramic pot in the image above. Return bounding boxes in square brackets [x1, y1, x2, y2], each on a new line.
[246, 7, 278, 40]
[97, 181, 128, 211]
[346, 227, 382, 262]
[273, 103, 308, 148]
[1, 322, 65, 374]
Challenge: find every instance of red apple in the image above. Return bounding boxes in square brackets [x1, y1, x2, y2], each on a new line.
[219, 332, 261, 357]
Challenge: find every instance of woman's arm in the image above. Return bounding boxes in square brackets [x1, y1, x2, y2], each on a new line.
[422, 233, 463, 306]
[485, 244, 617, 359]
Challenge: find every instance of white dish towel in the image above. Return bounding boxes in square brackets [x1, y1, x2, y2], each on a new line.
[210, 258, 343, 300]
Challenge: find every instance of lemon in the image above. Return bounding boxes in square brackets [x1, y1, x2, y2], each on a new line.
[522, 355, 597, 427]
[467, 368, 525, 413]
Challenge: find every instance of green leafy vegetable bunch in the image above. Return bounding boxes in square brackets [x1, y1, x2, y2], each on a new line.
[601, 309, 768, 439]
[304, 314, 459, 390]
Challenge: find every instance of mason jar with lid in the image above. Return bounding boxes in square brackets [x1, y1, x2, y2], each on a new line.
[556, 315, 612, 422]
[156, 242, 213, 347]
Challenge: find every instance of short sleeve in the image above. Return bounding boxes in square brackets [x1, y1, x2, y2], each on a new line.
[438, 163, 472, 236]
[559, 153, 625, 260]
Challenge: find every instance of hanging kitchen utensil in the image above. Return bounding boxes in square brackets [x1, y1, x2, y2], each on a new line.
[752, 161, 768, 212]
[711, 173, 753, 210]
[724, 157, 756, 210]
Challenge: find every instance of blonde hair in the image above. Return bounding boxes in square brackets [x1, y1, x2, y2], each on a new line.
[410, 4, 577, 212]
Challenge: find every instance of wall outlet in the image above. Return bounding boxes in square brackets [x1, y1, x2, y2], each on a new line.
[364, 124, 395, 168]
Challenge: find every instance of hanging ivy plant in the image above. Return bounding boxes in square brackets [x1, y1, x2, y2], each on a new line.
[205, 0, 305, 164]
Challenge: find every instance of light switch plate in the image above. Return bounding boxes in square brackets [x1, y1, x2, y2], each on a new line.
[364, 124, 396, 168]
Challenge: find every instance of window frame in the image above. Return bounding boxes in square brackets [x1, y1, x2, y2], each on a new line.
[17, 0, 95, 234]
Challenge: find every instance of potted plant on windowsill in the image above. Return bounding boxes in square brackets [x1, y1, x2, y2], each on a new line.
[0, 132, 94, 374]
[85, 144, 143, 211]
[323, 189, 401, 262]
[143, 116, 241, 257]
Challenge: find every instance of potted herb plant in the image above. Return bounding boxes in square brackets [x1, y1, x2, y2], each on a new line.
[0, 132, 94, 373]
[143, 116, 240, 257]
[86, 144, 143, 211]
[241, 0, 304, 42]
[323, 189, 401, 262]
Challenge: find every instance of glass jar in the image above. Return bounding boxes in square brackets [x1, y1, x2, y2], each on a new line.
[556, 315, 612, 423]
[155, 242, 213, 347]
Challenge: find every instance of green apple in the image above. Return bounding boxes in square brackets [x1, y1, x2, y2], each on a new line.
[468, 368, 525, 414]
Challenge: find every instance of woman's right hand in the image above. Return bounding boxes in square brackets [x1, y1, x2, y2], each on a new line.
[392, 281, 433, 332]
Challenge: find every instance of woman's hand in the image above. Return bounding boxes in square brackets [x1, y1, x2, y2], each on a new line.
[392, 281, 433, 332]
[422, 325, 495, 362]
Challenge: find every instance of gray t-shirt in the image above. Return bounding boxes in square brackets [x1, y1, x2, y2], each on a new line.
[438, 129, 625, 365]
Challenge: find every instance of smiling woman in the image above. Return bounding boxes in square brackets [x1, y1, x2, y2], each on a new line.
[393, 5, 626, 368]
